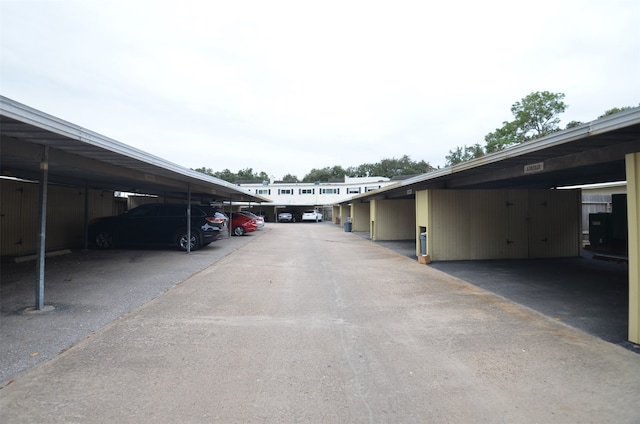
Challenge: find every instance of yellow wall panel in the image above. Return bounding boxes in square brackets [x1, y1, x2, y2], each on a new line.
[527, 189, 582, 258]
[626, 153, 640, 344]
[431, 190, 472, 260]
[374, 199, 415, 240]
[426, 189, 581, 261]
[1, 179, 115, 257]
[352, 202, 370, 232]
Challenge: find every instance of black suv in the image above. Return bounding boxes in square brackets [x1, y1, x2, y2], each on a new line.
[89, 203, 225, 251]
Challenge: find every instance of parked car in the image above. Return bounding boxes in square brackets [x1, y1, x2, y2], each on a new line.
[237, 211, 265, 229]
[198, 206, 229, 230]
[302, 210, 323, 222]
[88, 203, 224, 251]
[278, 211, 296, 223]
[231, 212, 258, 236]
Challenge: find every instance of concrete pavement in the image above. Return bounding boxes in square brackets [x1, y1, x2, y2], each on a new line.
[2, 223, 640, 423]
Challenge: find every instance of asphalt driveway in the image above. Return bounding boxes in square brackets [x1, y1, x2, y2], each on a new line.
[2, 224, 640, 423]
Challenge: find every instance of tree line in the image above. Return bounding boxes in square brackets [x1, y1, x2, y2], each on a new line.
[195, 92, 637, 182]
[194, 155, 436, 184]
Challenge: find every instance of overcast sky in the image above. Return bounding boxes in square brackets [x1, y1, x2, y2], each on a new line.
[2, 0, 639, 180]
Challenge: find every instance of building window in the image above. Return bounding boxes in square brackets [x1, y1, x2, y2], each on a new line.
[320, 188, 340, 194]
[347, 187, 361, 194]
[278, 189, 293, 195]
[299, 188, 315, 195]
[256, 189, 271, 195]
[365, 186, 381, 192]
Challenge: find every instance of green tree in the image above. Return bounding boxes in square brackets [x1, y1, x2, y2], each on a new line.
[511, 91, 567, 140]
[485, 91, 567, 153]
[346, 163, 373, 177]
[378, 155, 432, 176]
[302, 165, 347, 182]
[193, 166, 215, 176]
[598, 106, 636, 118]
[281, 174, 299, 182]
[484, 121, 520, 153]
[565, 120, 583, 129]
[342, 155, 433, 178]
[193, 167, 270, 183]
[445, 144, 485, 166]
[213, 169, 237, 182]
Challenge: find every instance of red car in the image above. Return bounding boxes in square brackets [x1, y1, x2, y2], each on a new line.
[231, 212, 258, 236]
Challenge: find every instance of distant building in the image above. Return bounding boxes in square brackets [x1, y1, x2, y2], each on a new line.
[237, 176, 398, 222]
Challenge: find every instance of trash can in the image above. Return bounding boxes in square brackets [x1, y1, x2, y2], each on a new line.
[419, 232, 427, 255]
[344, 217, 352, 232]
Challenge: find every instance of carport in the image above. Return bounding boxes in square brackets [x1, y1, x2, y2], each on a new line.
[0, 96, 268, 309]
[338, 108, 640, 344]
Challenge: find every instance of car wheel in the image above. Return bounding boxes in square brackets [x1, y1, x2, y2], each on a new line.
[94, 231, 115, 249]
[177, 232, 200, 251]
[233, 226, 246, 236]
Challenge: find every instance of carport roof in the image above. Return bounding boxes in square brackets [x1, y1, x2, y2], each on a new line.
[344, 107, 640, 202]
[0, 96, 269, 204]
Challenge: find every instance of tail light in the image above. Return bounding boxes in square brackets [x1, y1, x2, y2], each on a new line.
[206, 217, 226, 224]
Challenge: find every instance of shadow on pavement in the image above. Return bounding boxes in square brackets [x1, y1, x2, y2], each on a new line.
[372, 237, 636, 352]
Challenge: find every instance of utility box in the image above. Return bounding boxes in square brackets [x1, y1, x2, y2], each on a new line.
[589, 213, 612, 247]
[611, 194, 628, 251]
[419, 232, 427, 255]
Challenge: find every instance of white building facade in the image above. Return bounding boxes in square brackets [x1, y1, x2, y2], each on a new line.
[238, 176, 395, 222]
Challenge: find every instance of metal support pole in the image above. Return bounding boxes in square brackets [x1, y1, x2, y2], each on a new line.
[228, 196, 232, 238]
[83, 182, 89, 251]
[35, 146, 49, 310]
[186, 184, 192, 254]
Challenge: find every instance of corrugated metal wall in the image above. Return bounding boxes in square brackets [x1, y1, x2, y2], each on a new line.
[430, 190, 472, 260]
[1, 179, 115, 257]
[415, 190, 430, 256]
[428, 189, 581, 261]
[372, 199, 415, 240]
[527, 189, 581, 258]
[626, 152, 640, 344]
[1, 179, 39, 257]
[352, 202, 370, 232]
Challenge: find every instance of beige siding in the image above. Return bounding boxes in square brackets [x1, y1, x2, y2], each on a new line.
[352, 202, 369, 232]
[1, 179, 39, 256]
[430, 190, 471, 260]
[415, 190, 430, 256]
[426, 189, 581, 261]
[373, 199, 415, 240]
[332, 205, 341, 224]
[1, 179, 115, 257]
[506, 190, 530, 258]
[415, 190, 429, 229]
[467, 190, 501, 259]
[527, 189, 582, 258]
[46, 185, 85, 250]
[369, 200, 377, 238]
[626, 152, 640, 344]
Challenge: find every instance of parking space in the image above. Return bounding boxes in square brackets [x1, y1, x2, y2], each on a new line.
[0, 230, 267, 385]
[373, 237, 634, 351]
